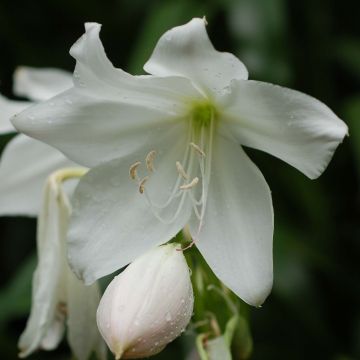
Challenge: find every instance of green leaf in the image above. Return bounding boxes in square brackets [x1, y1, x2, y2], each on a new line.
[343, 96, 360, 172]
[0, 254, 36, 329]
[336, 39, 360, 79]
[231, 315, 253, 360]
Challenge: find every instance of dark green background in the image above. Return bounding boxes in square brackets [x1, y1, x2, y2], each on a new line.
[0, 0, 359, 359]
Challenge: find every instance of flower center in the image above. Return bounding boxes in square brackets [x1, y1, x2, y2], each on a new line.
[129, 101, 218, 249]
[191, 101, 217, 130]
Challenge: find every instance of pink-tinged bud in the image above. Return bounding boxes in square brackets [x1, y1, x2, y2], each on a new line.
[96, 244, 194, 359]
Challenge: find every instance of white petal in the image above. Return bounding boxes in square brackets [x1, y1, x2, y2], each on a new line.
[70, 23, 200, 103]
[18, 176, 70, 357]
[220, 80, 348, 179]
[0, 134, 77, 217]
[68, 124, 192, 284]
[206, 336, 232, 360]
[190, 136, 273, 306]
[14, 66, 73, 102]
[12, 23, 202, 168]
[39, 318, 65, 350]
[144, 18, 248, 97]
[12, 90, 187, 169]
[0, 94, 30, 134]
[67, 272, 106, 360]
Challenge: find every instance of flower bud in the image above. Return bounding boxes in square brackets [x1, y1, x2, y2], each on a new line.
[96, 244, 194, 359]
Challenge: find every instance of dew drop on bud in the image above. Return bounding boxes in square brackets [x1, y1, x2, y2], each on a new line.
[96, 244, 194, 359]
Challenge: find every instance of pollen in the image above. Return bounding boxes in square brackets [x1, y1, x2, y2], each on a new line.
[139, 176, 149, 194]
[190, 142, 205, 157]
[129, 161, 141, 180]
[180, 177, 199, 190]
[145, 150, 156, 172]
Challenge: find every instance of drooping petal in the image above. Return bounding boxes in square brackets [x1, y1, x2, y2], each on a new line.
[144, 18, 248, 98]
[0, 134, 77, 217]
[12, 23, 202, 168]
[190, 136, 273, 307]
[39, 317, 65, 350]
[18, 175, 70, 357]
[219, 80, 348, 179]
[67, 271, 106, 360]
[0, 94, 30, 134]
[14, 66, 73, 102]
[68, 124, 192, 284]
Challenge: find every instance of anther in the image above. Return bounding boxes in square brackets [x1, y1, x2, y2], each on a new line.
[190, 143, 205, 157]
[139, 176, 149, 194]
[129, 161, 141, 180]
[146, 150, 156, 172]
[176, 161, 189, 179]
[180, 177, 199, 190]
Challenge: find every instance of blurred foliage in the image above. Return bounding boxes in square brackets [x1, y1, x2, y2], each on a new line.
[0, 0, 359, 359]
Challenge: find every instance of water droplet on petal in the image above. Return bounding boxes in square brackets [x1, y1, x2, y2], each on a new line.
[165, 312, 172, 322]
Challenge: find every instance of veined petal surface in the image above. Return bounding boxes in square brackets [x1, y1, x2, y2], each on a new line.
[0, 134, 77, 216]
[144, 18, 248, 98]
[12, 23, 202, 168]
[220, 80, 348, 179]
[14, 66, 73, 102]
[68, 124, 192, 284]
[190, 136, 273, 306]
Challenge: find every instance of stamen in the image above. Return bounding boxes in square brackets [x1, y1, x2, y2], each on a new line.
[180, 177, 199, 190]
[190, 142, 205, 157]
[176, 161, 189, 179]
[129, 161, 141, 180]
[177, 236, 197, 251]
[138, 176, 149, 194]
[145, 150, 156, 172]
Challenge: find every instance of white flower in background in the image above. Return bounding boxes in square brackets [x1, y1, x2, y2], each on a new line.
[0, 69, 103, 358]
[97, 243, 194, 359]
[0, 67, 75, 216]
[12, 19, 348, 306]
[19, 168, 106, 360]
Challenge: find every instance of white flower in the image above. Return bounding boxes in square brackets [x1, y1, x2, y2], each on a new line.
[19, 168, 106, 360]
[12, 19, 348, 306]
[0, 67, 76, 216]
[97, 243, 194, 359]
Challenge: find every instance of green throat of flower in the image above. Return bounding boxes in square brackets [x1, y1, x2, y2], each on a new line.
[190, 101, 218, 134]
